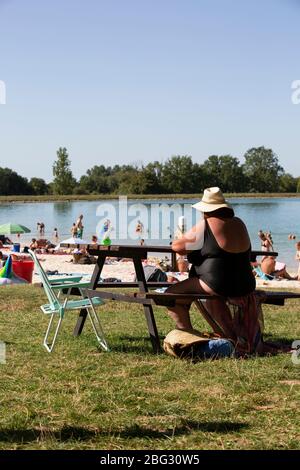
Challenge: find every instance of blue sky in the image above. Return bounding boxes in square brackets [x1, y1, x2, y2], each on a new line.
[0, 0, 300, 182]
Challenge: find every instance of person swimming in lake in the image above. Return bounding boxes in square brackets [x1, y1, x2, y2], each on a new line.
[99, 219, 112, 245]
[75, 214, 84, 238]
[53, 228, 59, 244]
[40, 222, 45, 236]
[135, 220, 144, 245]
[71, 223, 78, 238]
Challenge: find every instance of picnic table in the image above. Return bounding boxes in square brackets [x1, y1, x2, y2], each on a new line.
[74, 244, 179, 353]
[58, 242, 285, 353]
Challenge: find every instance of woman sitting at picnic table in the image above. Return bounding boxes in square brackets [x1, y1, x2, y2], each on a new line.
[166, 187, 273, 355]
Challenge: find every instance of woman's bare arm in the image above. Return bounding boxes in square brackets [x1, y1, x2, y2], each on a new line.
[172, 219, 205, 255]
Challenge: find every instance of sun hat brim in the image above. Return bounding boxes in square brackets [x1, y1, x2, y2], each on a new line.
[191, 201, 232, 213]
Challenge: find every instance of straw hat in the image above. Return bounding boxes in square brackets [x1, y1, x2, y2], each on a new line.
[192, 187, 232, 213]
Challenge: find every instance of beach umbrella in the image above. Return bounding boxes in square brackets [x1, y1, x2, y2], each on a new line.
[0, 223, 31, 235]
[55, 236, 90, 249]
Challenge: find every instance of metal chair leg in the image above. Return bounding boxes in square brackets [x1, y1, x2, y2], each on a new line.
[87, 304, 109, 352]
[44, 313, 63, 353]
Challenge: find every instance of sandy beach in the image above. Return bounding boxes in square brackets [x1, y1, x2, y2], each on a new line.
[1, 245, 300, 289]
[30, 253, 191, 284]
[26, 253, 300, 290]
[32, 254, 141, 283]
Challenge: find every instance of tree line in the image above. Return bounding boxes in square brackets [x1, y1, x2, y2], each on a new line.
[1, 146, 299, 196]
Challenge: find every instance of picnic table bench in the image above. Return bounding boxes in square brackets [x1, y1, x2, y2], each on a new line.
[59, 243, 300, 353]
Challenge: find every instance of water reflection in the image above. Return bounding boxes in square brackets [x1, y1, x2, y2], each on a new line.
[53, 202, 72, 215]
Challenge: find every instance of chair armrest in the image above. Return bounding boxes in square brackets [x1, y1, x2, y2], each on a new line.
[48, 275, 84, 284]
[51, 281, 91, 290]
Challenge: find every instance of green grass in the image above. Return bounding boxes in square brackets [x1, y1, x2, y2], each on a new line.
[1, 193, 300, 204]
[0, 285, 300, 450]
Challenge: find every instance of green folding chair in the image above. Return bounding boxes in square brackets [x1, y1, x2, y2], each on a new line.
[28, 250, 109, 353]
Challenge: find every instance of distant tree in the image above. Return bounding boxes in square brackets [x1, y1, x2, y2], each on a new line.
[242, 147, 284, 192]
[161, 155, 197, 193]
[113, 168, 142, 194]
[73, 186, 89, 195]
[52, 147, 76, 195]
[202, 155, 246, 192]
[29, 177, 48, 195]
[296, 178, 300, 193]
[278, 173, 297, 193]
[0, 167, 32, 195]
[79, 165, 112, 194]
[218, 155, 247, 192]
[139, 161, 163, 194]
[201, 155, 222, 189]
[47, 182, 54, 195]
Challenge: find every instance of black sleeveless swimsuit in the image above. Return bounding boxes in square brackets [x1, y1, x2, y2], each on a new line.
[188, 219, 255, 297]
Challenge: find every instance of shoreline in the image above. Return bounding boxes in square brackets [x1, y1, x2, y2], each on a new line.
[1, 193, 300, 204]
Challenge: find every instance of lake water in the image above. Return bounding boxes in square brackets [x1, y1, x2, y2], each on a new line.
[0, 197, 299, 270]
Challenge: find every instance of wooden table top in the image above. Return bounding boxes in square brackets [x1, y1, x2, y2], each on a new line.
[59, 242, 278, 258]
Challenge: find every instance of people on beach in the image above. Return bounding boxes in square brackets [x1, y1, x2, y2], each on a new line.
[257, 230, 296, 280]
[0, 251, 8, 267]
[174, 216, 186, 240]
[260, 256, 296, 280]
[258, 230, 274, 252]
[75, 214, 84, 238]
[135, 220, 144, 245]
[0, 235, 12, 245]
[135, 220, 143, 234]
[100, 219, 112, 245]
[53, 228, 59, 244]
[40, 222, 45, 236]
[44, 240, 56, 253]
[295, 241, 300, 280]
[165, 186, 271, 355]
[174, 216, 188, 273]
[29, 238, 39, 251]
[71, 223, 78, 238]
